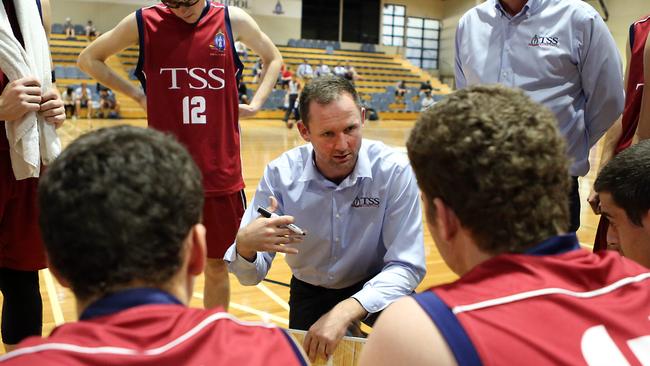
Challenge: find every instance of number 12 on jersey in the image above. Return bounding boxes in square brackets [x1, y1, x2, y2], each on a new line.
[182, 96, 206, 125]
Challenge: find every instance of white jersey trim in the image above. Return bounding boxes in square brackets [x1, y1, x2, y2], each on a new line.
[452, 272, 650, 315]
[0, 312, 277, 362]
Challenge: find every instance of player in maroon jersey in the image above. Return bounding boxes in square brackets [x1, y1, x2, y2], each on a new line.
[0, 126, 306, 366]
[0, 0, 65, 352]
[360, 85, 650, 366]
[595, 140, 650, 269]
[78, 0, 282, 310]
[589, 15, 650, 252]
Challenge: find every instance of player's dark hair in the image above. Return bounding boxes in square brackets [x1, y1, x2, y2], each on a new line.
[407, 85, 570, 254]
[595, 140, 650, 226]
[39, 126, 203, 301]
[299, 75, 360, 127]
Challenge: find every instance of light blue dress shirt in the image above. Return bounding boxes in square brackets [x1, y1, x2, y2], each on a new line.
[224, 139, 426, 314]
[455, 0, 624, 176]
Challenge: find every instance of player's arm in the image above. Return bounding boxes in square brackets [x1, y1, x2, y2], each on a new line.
[229, 6, 282, 118]
[636, 32, 650, 141]
[38, 0, 65, 128]
[77, 13, 145, 109]
[587, 34, 630, 214]
[359, 297, 457, 366]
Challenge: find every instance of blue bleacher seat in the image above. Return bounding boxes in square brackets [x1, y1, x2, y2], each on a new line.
[74, 24, 85, 35]
[51, 23, 64, 34]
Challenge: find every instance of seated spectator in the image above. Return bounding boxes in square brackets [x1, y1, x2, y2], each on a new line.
[238, 81, 249, 104]
[419, 80, 433, 96]
[594, 140, 650, 268]
[61, 87, 75, 119]
[280, 65, 293, 88]
[235, 40, 248, 60]
[395, 80, 407, 97]
[98, 89, 120, 119]
[0, 126, 307, 365]
[420, 91, 435, 111]
[85, 20, 97, 42]
[74, 81, 93, 119]
[333, 62, 346, 78]
[360, 85, 650, 366]
[64, 17, 75, 38]
[315, 62, 331, 77]
[296, 59, 313, 80]
[344, 62, 360, 85]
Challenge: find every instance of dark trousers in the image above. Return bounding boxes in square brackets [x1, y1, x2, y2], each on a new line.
[283, 94, 299, 122]
[289, 276, 378, 331]
[569, 176, 580, 232]
[0, 268, 42, 344]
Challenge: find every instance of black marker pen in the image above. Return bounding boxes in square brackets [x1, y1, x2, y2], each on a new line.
[257, 206, 307, 236]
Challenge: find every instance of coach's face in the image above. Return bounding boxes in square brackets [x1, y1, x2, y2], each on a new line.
[600, 192, 650, 268]
[167, 0, 205, 24]
[298, 93, 364, 183]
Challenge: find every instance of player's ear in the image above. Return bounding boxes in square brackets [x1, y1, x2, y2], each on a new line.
[186, 223, 207, 276]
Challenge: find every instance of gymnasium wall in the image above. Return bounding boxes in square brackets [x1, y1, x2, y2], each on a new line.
[51, 1, 142, 33]
[51, 0, 650, 82]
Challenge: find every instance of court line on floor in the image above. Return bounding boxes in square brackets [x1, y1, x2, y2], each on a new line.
[256, 282, 290, 311]
[43, 269, 65, 326]
[192, 292, 289, 325]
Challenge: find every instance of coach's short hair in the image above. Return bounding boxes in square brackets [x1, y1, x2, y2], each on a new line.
[299, 75, 360, 127]
[406, 85, 570, 253]
[595, 140, 650, 226]
[39, 126, 204, 300]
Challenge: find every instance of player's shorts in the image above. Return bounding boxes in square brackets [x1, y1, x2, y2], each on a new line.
[203, 190, 246, 259]
[0, 151, 46, 271]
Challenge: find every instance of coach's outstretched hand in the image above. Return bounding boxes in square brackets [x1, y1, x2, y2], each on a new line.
[235, 196, 303, 261]
[304, 298, 368, 363]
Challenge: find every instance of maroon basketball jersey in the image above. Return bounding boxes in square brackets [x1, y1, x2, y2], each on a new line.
[0, 305, 306, 365]
[594, 15, 650, 251]
[135, 2, 244, 197]
[415, 235, 650, 365]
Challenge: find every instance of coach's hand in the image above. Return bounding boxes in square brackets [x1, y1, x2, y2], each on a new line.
[304, 298, 367, 362]
[39, 88, 66, 129]
[235, 196, 302, 261]
[0, 77, 42, 122]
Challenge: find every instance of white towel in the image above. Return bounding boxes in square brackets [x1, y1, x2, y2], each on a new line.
[0, 0, 61, 180]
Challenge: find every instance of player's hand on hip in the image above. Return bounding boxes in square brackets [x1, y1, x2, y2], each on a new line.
[238, 103, 259, 119]
[0, 77, 42, 121]
[235, 196, 302, 260]
[136, 92, 147, 110]
[39, 89, 66, 128]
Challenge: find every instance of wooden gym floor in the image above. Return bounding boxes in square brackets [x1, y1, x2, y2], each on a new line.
[0, 117, 603, 358]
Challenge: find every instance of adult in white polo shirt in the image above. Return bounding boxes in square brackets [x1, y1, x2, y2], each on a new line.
[455, 0, 624, 232]
[225, 75, 425, 363]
